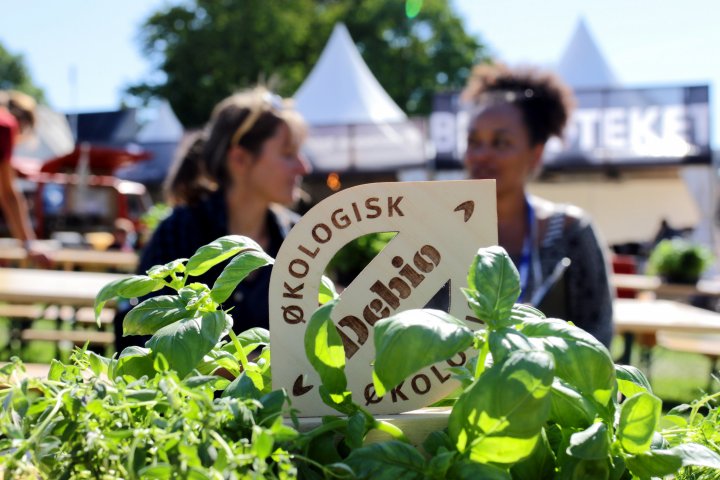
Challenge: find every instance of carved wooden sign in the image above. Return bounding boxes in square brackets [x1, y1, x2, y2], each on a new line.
[269, 180, 497, 415]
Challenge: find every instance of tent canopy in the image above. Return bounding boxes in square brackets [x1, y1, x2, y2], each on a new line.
[294, 23, 407, 126]
[293, 23, 427, 172]
[556, 18, 619, 89]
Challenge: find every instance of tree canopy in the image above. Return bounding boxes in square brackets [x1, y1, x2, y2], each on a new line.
[126, 0, 487, 127]
[0, 42, 45, 102]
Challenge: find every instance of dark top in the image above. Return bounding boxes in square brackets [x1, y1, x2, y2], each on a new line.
[115, 190, 298, 350]
[524, 195, 615, 348]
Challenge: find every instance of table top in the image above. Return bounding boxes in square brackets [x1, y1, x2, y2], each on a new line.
[614, 297, 720, 335]
[0, 244, 138, 272]
[0, 267, 128, 306]
[611, 273, 720, 298]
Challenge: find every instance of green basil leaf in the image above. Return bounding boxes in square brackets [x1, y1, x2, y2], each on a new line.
[615, 364, 653, 398]
[146, 258, 187, 280]
[372, 309, 473, 397]
[521, 318, 616, 408]
[185, 235, 263, 276]
[236, 327, 270, 346]
[423, 430, 454, 457]
[617, 392, 662, 454]
[463, 246, 520, 329]
[113, 346, 155, 380]
[566, 422, 609, 460]
[549, 379, 598, 429]
[449, 350, 554, 464]
[221, 372, 261, 400]
[146, 311, 232, 378]
[304, 301, 347, 395]
[344, 441, 427, 480]
[488, 328, 534, 364]
[558, 457, 610, 479]
[123, 295, 189, 336]
[178, 283, 213, 312]
[511, 303, 546, 322]
[318, 385, 356, 416]
[345, 412, 366, 450]
[256, 390, 287, 425]
[509, 428, 556, 480]
[319, 275, 339, 305]
[94, 275, 162, 322]
[210, 249, 274, 303]
[447, 459, 512, 480]
[427, 451, 455, 478]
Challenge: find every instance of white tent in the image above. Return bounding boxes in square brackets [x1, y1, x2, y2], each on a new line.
[293, 23, 427, 172]
[116, 100, 184, 185]
[556, 18, 619, 89]
[136, 100, 184, 143]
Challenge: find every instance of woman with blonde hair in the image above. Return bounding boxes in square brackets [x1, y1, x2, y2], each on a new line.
[119, 87, 311, 349]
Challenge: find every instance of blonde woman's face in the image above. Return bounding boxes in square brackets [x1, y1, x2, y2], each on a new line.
[245, 123, 311, 205]
[464, 103, 542, 199]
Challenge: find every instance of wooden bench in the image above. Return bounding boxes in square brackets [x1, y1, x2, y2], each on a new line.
[656, 331, 720, 390]
[0, 303, 116, 356]
[19, 329, 114, 346]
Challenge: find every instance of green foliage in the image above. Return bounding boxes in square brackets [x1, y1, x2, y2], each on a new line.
[138, 202, 171, 245]
[647, 238, 714, 284]
[3, 237, 720, 479]
[0, 42, 45, 101]
[127, 0, 486, 126]
[326, 231, 396, 285]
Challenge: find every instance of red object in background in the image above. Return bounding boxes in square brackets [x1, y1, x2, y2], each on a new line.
[612, 254, 639, 298]
[40, 145, 151, 175]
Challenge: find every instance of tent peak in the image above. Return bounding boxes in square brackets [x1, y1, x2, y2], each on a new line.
[293, 21, 407, 126]
[557, 17, 619, 89]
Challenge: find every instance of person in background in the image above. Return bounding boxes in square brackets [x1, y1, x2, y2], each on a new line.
[0, 90, 50, 266]
[461, 64, 614, 347]
[109, 217, 137, 252]
[115, 86, 311, 350]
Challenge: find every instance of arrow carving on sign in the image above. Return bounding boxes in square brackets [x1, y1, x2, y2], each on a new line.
[454, 200, 475, 222]
[292, 374, 313, 396]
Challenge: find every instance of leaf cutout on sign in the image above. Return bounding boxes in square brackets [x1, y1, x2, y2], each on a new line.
[325, 231, 397, 286]
[293, 374, 314, 396]
[454, 200, 475, 222]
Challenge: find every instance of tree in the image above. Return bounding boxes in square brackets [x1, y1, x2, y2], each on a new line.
[127, 0, 486, 127]
[0, 43, 45, 102]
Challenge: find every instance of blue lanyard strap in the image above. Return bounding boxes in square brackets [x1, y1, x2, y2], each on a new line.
[518, 196, 541, 303]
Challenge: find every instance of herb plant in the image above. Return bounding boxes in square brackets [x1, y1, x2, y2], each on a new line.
[647, 238, 714, 284]
[305, 245, 720, 478]
[2, 236, 720, 479]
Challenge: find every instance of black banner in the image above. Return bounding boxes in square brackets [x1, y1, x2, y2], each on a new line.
[430, 85, 711, 170]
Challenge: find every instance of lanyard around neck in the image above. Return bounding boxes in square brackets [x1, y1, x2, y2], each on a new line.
[517, 196, 542, 303]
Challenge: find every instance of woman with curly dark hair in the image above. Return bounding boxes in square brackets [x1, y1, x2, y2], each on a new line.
[462, 64, 614, 347]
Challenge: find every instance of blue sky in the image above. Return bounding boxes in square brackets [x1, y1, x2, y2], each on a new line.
[1, 0, 717, 143]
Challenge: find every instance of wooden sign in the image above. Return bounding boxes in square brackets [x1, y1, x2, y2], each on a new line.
[269, 180, 497, 415]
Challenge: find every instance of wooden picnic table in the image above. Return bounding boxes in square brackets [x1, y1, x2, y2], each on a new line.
[614, 297, 720, 335]
[0, 267, 126, 307]
[613, 297, 720, 367]
[0, 243, 138, 272]
[611, 273, 720, 299]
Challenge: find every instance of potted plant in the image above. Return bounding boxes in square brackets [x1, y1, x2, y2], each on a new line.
[647, 238, 714, 284]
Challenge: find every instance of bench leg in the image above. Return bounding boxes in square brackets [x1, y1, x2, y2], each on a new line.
[709, 355, 718, 393]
